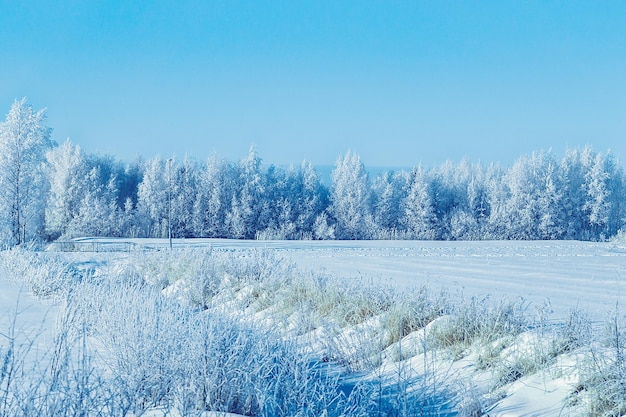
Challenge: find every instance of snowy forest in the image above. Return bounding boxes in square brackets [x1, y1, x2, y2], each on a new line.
[1, 98, 624, 245]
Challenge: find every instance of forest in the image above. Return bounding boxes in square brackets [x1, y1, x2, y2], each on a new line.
[1, 98, 624, 245]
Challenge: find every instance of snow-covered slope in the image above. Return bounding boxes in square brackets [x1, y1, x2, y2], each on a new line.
[6, 238, 626, 416]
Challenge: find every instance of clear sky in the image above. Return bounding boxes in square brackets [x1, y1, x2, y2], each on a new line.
[1, 1, 625, 168]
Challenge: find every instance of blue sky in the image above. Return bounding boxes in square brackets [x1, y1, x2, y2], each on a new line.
[1, 1, 625, 168]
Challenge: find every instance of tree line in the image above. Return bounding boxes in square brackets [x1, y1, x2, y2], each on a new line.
[1, 98, 624, 245]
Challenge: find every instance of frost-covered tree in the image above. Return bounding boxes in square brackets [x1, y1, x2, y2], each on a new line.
[445, 160, 489, 240]
[466, 163, 489, 223]
[537, 158, 565, 239]
[170, 157, 198, 238]
[67, 166, 121, 237]
[257, 163, 327, 240]
[330, 151, 371, 239]
[313, 211, 336, 240]
[402, 166, 437, 240]
[193, 154, 234, 238]
[227, 147, 266, 239]
[45, 140, 89, 239]
[260, 164, 291, 237]
[431, 161, 467, 239]
[583, 150, 623, 239]
[137, 156, 172, 238]
[371, 170, 407, 238]
[293, 162, 327, 238]
[484, 164, 509, 239]
[0, 98, 53, 244]
[117, 158, 143, 209]
[558, 148, 589, 239]
[503, 151, 562, 239]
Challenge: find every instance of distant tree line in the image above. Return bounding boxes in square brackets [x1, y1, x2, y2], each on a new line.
[1, 99, 624, 245]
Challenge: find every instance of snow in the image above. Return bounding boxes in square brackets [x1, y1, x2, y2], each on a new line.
[7, 238, 626, 415]
[0, 266, 58, 356]
[285, 240, 626, 321]
[77, 237, 626, 320]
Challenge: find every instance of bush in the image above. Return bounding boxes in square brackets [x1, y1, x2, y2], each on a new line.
[0, 246, 77, 298]
[427, 296, 528, 355]
[576, 312, 626, 416]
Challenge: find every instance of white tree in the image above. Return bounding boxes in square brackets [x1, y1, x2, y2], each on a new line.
[537, 158, 565, 239]
[67, 166, 121, 237]
[45, 140, 88, 239]
[559, 148, 589, 239]
[503, 151, 562, 239]
[371, 170, 406, 238]
[484, 163, 508, 239]
[170, 156, 198, 238]
[402, 166, 437, 240]
[260, 164, 291, 236]
[295, 161, 327, 237]
[227, 147, 265, 239]
[0, 98, 53, 245]
[137, 156, 171, 238]
[583, 150, 622, 239]
[193, 154, 234, 238]
[330, 151, 371, 239]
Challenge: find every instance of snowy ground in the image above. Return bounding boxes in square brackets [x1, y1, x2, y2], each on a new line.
[0, 267, 58, 358]
[65, 237, 626, 320]
[4, 238, 626, 416]
[286, 239, 626, 321]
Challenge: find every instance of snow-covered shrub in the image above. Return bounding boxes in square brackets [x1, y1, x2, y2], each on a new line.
[577, 312, 626, 417]
[61, 276, 370, 417]
[491, 334, 556, 389]
[110, 247, 215, 289]
[0, 246, 77, 298]
[455, 382, 484, 417]
[428, 296, 528, 354]
[552, 307, 593, 355]
[0, 291, 104, 417]
[475, 337, 513, 371]
[610, 228, 626, 243]
[382, 287, 447, 348]
[109, 248, 295, 310]
[486, 306, 592, 391]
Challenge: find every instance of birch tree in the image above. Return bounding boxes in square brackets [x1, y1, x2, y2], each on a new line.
[0, 98, 53, 245]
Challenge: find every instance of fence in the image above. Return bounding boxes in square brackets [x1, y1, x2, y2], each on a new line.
[47, 241, 136, 252]
[47, 240, 213, 253]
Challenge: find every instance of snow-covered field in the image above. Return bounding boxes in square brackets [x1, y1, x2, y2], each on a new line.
[286, 239, 626, 321]
[72, 237, 626, 319]
[3, 238, 626, 416]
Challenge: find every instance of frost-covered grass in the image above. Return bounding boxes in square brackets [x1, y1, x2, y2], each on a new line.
[1, 244, 625, 416]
